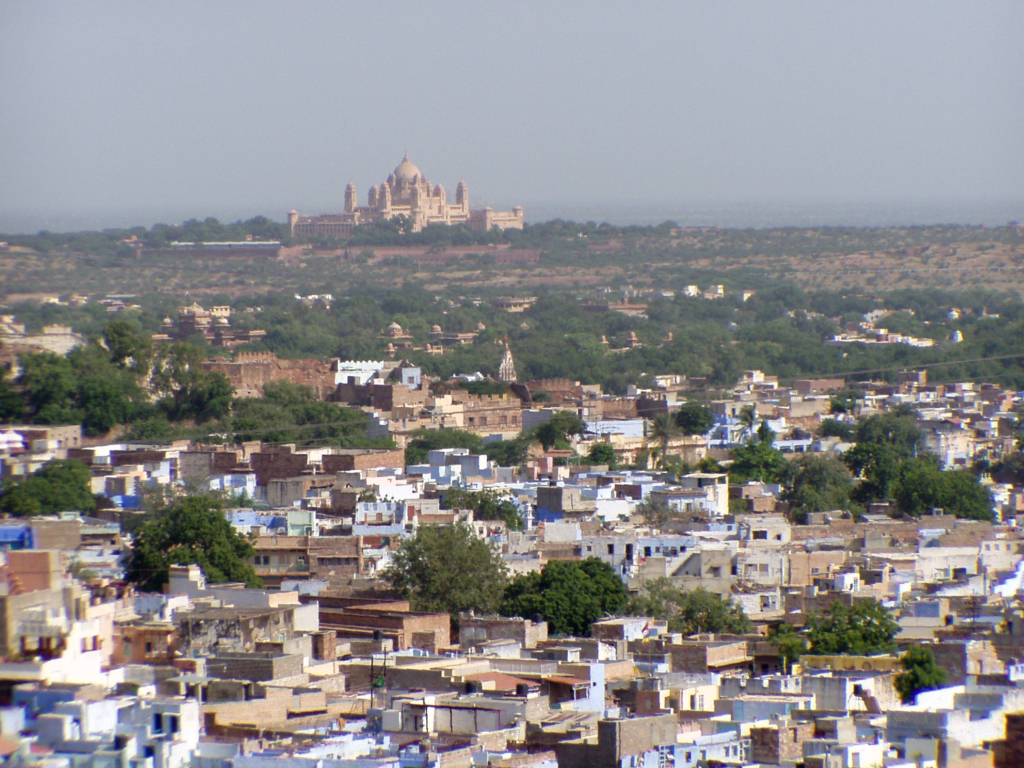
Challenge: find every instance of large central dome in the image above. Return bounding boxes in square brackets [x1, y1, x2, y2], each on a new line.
[393, 153, 423, 181]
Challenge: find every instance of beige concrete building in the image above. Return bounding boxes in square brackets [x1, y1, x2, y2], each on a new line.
[289, 154, 524, 237]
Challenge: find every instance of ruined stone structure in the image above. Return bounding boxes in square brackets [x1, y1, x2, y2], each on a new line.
[289, 154, 524, 237]
[154, 303, 266, 350]
[201, 352, 337, 398]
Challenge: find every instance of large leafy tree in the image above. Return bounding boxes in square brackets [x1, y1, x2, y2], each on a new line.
[819, 418, 854, 441]
[635, 496, 674, 528]
[103, 318, 153, 373]
[482, 438, 530, 467]
[2, 320, 159, 437]
[534, 411, 586, 452]
[17, 351, 80, 424]
[383, 523, 507, 621]
[443, 487, 523, 530]
[729, 440, 787, 483]
[675, 402, 714, 436]
[895, 646, 948, 704]
[586, 443, 618, 468]
[782, 454, 855, 523]
[227, 382, 375, 446]
[125, 495, 261, 592]
[627, 579, 751, 636]
[844, 442, 901, 504]
[892, 457, 993, 521]
[769, 625, 808, 674]
[502, 558, 628, 637]
[151, 342, 233, 422]
[855, 411, 924, 458]
[0, 366, 26, 422]
[829, 389, 863, 416]
[76, 377, 136, 435]
[404, 428, 482, 465]
[0, 459, 96, 516]
[805, 599, 899, 656]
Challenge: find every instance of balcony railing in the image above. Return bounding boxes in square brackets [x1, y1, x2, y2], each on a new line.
[19, 618, 70, 638]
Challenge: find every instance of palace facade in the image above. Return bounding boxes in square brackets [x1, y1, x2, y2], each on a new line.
[288, 154, 524, 239]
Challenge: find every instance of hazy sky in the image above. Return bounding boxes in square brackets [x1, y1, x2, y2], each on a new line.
[2, 1, 1022, 232]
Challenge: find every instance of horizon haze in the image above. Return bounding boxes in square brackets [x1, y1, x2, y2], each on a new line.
[2, 1, 1022, 233]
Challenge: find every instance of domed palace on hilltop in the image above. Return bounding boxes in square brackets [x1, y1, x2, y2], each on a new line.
[288, 154, 524, 239]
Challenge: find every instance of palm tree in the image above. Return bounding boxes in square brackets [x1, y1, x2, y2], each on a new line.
[738, 404, 757, 439]
[648, 413, 681, 468]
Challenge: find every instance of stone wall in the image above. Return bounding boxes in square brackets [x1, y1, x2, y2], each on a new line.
[250, 452, 309, 486]
[321, 449, 405, 473]
[750, 721, 815, 765]
[202, 353, 337, 398]
[206, 652, 304, 682]
[319, 608, 450, 650]
[932, 640, 1005, 684]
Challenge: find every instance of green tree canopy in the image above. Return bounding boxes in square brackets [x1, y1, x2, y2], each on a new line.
[895, 646, 948, 704]
[125, 495, 261, 592]
[769, 624, 808, 674]
[675, 402, 714, 436]
[0, 459, 96, 516]
[482, 438, 530, 468]
[634, 496, 673, 528]
[103, 318, 153, 373]
[586, 443, 618, 468]
[626, 579, 751, 636]
[17, 351, 80, 425]
[383, 523, 507, 622]
[855, 411, 924, 458]
[443, 487, 523, 530]
[225, 384, 376, 446]
[533, 411, 586, 452]
[0, 366, 25, 422]
[729, 440, 787, 484]
[819, 418, 854, 441]
[805, 599, 899, 656]
[844, 442, 901, 505]
[829, 390, 863, 416]
[151, 342, 233, 423]
[502, 558, 628, 637]
[892, 457, 993, 521]
[782, 454, 855, 523]
[3, 330, 187, 437]
[404, 428, 482, 465]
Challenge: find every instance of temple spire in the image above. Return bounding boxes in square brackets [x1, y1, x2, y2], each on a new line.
[498, 342, 517, 382]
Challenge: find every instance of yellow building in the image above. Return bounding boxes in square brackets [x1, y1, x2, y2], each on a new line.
[289, 154, 524, 238]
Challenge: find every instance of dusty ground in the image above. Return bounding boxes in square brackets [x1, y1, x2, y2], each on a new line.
[2, 235, 1022, 302]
